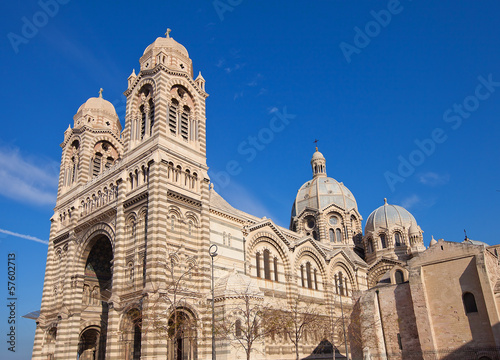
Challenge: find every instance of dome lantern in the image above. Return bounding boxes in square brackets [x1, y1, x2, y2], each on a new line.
[311, 147, 327, 178]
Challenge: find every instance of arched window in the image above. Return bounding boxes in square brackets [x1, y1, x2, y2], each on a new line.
[149, 98, 155, 134]
[394, 232, 401, 246]
[169, 99, 178, 135]
[313, 269, 318, 290]
[463, 292, 478, 314]
[380, 234, 387, 248]
[181, 106, 190, 141]
[329, 229, 335, 242]
[338, 272, 344, 296]
[71, 156, 77, 184]
[274, 257, 278, 282]
[92, 153, 102, 177]
[300, 265, 305, 287]
[105, 157, 114, 170]
[235, 319, 242, 338]
[367, 238, 374, 253]
[306, 262, 312, 289]
[170, 217, 175, 231]
[140, 104, 146, 139]
[395, 270, 404, 284]
[336, 229, 342, 243]
[263, 249, 271, 280]
[256, 253, 261, 278]
[128, 262, 134, 284]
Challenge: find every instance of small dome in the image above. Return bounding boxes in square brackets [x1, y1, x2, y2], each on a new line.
[463, 238, 488, 247]
[409, 223, 420, 235]
[143, 35, 189, 58]
[76, 96, 118, 117]
[364, 199, 418, 234]
[73, 90, 121, 134]
[311, 149, 325, 161]
[214, 270, 262, 299]
[140, 29, 193, 76]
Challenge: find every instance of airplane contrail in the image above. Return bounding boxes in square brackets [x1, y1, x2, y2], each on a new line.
[0, 228, 49, 245]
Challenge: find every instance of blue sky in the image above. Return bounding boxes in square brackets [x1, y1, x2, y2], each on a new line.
[1, 0, 500, 358]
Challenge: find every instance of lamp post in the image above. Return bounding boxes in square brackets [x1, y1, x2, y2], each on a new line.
[338, 282, 349, 360]
[209, 244, 218, 360]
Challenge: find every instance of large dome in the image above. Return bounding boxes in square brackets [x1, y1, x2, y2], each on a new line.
[293, 177, 358, 217]
[292, 149, 357, 217]
[364, 199, 418, 234]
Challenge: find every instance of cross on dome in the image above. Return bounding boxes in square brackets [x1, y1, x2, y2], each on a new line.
[99, 88, 103, 98]
[165, 28, 171, 38]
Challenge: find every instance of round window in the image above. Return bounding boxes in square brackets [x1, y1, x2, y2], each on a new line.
[306, 217, 315, 229]
[329, 217, 338, 226]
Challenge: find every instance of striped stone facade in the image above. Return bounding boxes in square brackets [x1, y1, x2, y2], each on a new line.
[34, 31, 493, 360]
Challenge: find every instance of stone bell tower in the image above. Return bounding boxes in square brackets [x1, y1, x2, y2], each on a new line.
[32, 30, 213, 360]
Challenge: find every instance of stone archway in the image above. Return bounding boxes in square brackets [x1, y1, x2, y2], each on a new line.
[79, 235, 113, 360]
[82, 235, 113, 306]
[167, 309, 197, 360]
[78, 327, 104, 360]
[121, 308, 142, 360]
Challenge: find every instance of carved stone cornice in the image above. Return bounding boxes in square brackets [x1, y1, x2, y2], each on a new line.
[167, 190, 201, 208]
[75, 208, 117, 234]
[124, 191, 149, 209]
[53, 232, 70, 245]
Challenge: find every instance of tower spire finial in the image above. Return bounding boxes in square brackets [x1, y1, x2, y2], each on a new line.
[99, 88, 103, 98]
[166, 28, 171, 38]
[314, 139, 319, 152]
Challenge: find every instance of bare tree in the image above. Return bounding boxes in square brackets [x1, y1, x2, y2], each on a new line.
[273, 297, 327, 360]
[216, 284, 280, 360]
[142, 245, 199, 360]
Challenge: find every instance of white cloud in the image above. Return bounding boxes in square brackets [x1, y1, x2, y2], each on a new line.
[268, 107, 278, 114]
[0, 228, 48, 245]
[419, 172, 449, 186]
[247, 73, 263, 87]
[216, 58, 225, 68]
[400, 194, 421, 209]
[0, 147, 58, 206]
[224, 63, 244, 74]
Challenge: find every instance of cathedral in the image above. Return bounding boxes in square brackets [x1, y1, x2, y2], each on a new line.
[31, 31, 500, 360]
